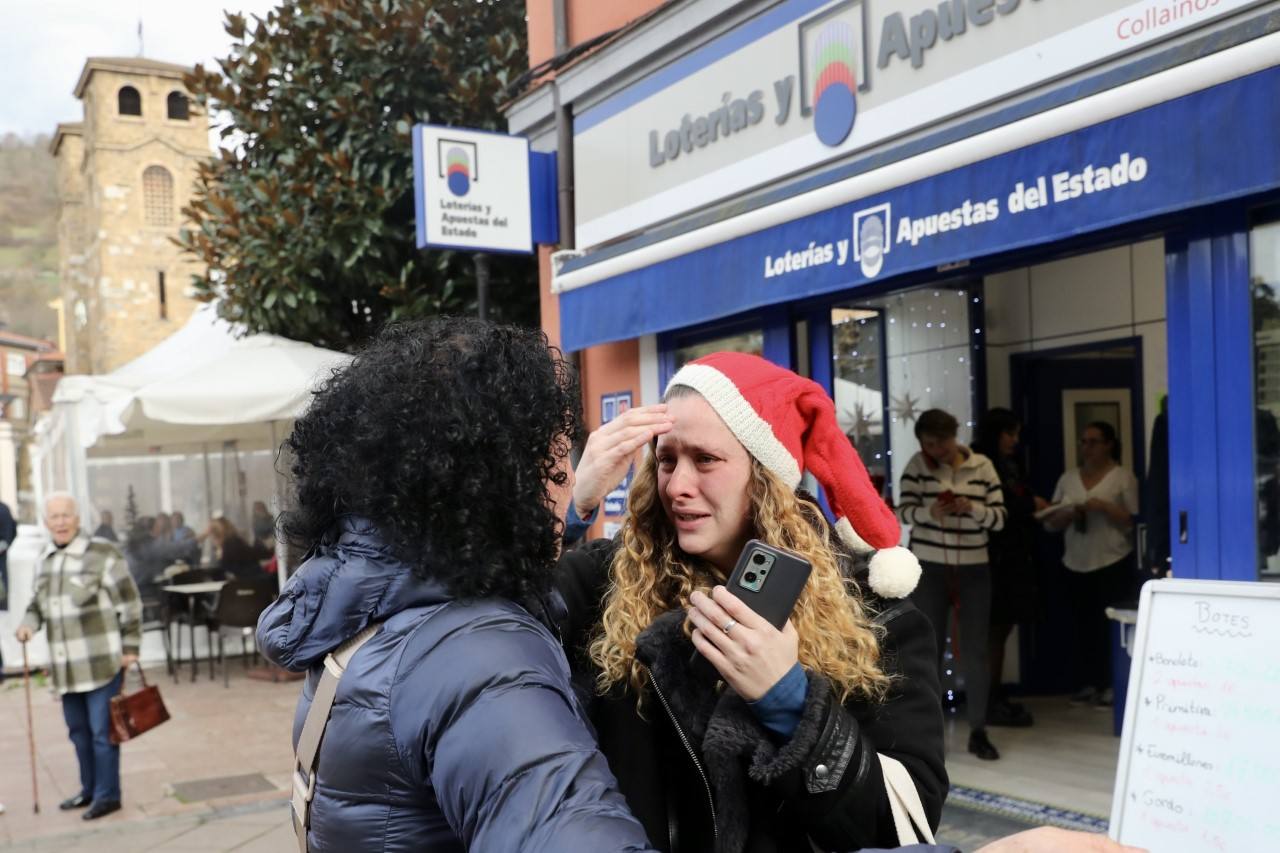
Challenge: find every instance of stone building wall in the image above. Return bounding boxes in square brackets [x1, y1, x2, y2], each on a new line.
[52, 59, 210, 375]
[51, 127, 91, 373]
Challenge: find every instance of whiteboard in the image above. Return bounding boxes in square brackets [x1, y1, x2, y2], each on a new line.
[1111, 579, 1280, 852]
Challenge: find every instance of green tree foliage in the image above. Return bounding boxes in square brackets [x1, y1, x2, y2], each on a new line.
[179, 0, 535, 350]
[0, 133, 59, 342]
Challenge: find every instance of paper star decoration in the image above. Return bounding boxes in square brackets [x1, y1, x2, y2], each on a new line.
[843, 401, 875, 444]
[891, 392, 921, 424]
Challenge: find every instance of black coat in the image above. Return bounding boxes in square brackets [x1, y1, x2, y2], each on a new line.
[555, 540, 948, 853]
[986, 454, 1039, 625]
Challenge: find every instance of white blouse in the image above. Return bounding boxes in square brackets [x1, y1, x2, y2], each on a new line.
[1050, 466, 1140, 573]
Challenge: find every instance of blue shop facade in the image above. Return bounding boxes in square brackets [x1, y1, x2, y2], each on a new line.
[509, 0, 1280, 691]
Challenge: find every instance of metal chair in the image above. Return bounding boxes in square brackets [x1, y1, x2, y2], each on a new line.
[209, 576, 278, 687]
[139, 595, 174, 678]
[165, 568, 221, 682]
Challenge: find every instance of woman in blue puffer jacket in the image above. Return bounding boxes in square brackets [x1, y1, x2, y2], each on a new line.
[256, 317, 654, 853]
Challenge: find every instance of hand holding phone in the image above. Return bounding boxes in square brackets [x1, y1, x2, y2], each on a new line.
[931, 489, 955, 520]
[687, 540, 811, 700]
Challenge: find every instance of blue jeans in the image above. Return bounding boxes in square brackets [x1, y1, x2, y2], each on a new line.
[62, 669, 123, 803]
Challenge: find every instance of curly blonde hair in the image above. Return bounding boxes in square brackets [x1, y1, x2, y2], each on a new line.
[589, 431, 890, 704]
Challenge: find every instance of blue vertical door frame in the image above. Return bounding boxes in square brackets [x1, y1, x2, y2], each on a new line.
[806, 305, 833, 393]
[1166, 209, 1255, 580]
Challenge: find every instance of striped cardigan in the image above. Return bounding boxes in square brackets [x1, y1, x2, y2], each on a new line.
[896, 447, 1006, 565]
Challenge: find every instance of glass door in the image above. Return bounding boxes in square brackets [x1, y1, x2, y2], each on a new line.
[1251, 215, 1280, 579]
[827, 282, 981, 504]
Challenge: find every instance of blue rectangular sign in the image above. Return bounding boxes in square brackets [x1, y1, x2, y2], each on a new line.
[601, 391, 633, 516]
[560, 65, 1280, 352]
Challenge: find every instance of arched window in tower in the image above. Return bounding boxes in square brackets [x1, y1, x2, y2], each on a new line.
[118, 85, 142, 116]
[167, 92, 189, 120]
[143, 165, 174, 226]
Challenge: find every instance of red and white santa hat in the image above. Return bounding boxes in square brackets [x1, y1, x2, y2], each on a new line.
[666, 351, 920, 598]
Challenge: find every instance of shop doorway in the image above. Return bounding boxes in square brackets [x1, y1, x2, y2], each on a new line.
[1010, 338, 1144, 694]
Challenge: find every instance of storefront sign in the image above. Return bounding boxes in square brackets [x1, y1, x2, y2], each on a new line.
[559, 65, 1280, 351]
[413, 124, 533, 254]
[601, 392, 633, 516]
[574, 0, 1264, 248]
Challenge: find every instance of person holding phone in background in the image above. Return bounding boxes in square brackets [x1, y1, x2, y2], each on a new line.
[557, 352, 947, 853]
[896, 409, 1007, 761]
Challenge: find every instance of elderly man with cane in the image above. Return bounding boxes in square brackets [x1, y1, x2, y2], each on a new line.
[14, 493, 142, 820]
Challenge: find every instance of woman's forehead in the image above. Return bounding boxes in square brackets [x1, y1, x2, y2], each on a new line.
[658, 394, 743, 452]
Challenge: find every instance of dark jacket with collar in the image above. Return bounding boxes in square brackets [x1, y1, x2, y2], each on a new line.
[256, 517, 654, 853]
[555, 539, 948, 853]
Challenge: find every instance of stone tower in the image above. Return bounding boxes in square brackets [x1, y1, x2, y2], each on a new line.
[50, 58, 209, 374]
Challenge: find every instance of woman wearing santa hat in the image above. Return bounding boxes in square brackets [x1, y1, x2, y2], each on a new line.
[556, 352, 947, 853]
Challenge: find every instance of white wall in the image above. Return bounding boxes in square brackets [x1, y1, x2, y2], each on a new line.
[983, 239, 1167, 459]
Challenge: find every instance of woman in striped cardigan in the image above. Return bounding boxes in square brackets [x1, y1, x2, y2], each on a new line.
[896, 408, 1007, 761]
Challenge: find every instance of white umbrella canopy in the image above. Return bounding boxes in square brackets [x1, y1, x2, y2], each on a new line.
[49, 302, 240, 449]
[118, 333, 351, 431]
[115, 331, 352, 586]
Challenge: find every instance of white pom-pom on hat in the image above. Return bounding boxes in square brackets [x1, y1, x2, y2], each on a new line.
[867, 546, 922, 600]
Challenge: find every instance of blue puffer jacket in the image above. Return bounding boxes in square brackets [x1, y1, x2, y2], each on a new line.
[256, 517, 654, 853]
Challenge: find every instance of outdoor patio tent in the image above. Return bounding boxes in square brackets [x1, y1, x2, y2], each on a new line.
[30, 303, 351, 583]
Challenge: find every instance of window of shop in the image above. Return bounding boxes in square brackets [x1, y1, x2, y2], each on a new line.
[671, 329, 764, 371]
[829, 283, 981, 503]
[830, 307, 889, 491]
[1250, 215, 1280, 579]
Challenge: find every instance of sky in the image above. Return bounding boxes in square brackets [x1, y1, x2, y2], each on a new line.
[0, 0, 281, 139]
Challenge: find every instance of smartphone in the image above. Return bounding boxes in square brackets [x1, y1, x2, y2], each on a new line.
[937, 489, 955, 504]
[690, 540, 812, 679]
[723, 539, 813, 630]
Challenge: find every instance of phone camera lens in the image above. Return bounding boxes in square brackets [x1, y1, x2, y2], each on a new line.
[752, 553, 767, 565]
[744, 571, 758, 583]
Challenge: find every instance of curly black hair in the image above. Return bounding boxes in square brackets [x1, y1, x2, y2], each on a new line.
[280, 316, 583, 602]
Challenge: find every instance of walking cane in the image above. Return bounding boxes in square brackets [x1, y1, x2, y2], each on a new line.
[21, 640, 40, 814]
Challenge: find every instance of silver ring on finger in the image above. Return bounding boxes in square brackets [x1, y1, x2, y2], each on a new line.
[722, 619, 737, 635]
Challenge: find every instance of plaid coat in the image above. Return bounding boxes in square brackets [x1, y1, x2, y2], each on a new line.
[21, 531, 142, 694]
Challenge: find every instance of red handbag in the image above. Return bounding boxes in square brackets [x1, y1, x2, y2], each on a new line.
[108, 662, 171, 744]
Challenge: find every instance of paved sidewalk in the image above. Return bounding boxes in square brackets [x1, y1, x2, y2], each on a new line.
[0, 660, 1076, 852]
[0, 799, 291, 852]
[0, 792, 1049, 852]
[0, 660, 300, 849]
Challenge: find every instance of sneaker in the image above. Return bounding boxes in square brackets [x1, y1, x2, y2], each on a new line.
[967, 728, 1001, 761]
[1069, 687, 1097, 706]
[1094, 687, 1115, 708]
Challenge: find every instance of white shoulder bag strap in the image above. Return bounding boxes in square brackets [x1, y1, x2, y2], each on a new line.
[291, 623, 381, 853]
[880, 753, 936, 845]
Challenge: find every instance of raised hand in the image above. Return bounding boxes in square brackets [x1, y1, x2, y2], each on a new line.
[572, 405, 674, 515]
